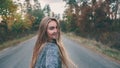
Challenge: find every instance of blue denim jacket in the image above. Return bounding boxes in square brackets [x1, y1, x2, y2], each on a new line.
[35, 42, 62, 68]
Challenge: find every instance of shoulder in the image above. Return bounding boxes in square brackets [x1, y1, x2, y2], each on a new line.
[44, 42, 59, 51]
[35, 42, 61, 68]
[43, 42, 60, 59]
[45, 43, 61, 68]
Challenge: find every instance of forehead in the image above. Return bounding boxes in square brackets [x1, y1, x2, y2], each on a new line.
[48, 20, 57, 27]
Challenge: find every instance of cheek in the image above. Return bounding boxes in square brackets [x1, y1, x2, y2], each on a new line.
[47, 29, 52, 36]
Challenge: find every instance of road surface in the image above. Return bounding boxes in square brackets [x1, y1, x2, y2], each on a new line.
[0, 36, 120, 68]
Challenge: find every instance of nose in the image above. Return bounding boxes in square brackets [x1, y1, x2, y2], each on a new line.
[54, 28, 57, 33]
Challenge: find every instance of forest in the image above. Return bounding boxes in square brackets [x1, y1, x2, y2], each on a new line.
[0, 0, 120, 51]
[61, 0, 120, 51]
[0, 0, 50, 44]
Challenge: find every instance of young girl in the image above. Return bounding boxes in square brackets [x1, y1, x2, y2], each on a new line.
[31, 17, 76, 68]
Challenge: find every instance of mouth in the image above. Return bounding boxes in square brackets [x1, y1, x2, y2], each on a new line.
[52, 33, 58, 38]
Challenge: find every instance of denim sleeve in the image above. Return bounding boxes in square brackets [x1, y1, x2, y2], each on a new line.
[35, 43, 61, 68]
[45, 43, 61, 68]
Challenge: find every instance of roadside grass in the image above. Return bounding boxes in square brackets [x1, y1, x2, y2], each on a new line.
[0, 33, 36, 51]
[64, 32, 120, 62]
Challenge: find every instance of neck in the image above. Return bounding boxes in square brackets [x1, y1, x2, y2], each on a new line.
[48, 39, 56, 43]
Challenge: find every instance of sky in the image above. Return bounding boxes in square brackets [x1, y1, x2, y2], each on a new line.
[39, 0, 66, 17]
[14, 0, 66, 19]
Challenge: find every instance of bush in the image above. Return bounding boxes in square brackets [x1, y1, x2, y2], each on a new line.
[11, 19, 32, 34]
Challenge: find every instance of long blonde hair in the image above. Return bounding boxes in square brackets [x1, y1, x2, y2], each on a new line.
[31, 17, 76, 68]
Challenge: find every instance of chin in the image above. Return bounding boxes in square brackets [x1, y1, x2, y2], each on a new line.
[52, 37, 57, 39]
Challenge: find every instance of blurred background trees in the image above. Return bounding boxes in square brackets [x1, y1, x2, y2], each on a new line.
[0, 0, 120, 51]
[61, 0, 120, 50]
[0, 0, 46, 43]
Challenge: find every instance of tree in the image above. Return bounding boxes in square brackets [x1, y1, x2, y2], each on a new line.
[0, 0, 17, 16]
[0, 0, 17, 32]
[0, 0, 17, 43]
[43, 4, 51, 16]
[31, 0, 44, 30]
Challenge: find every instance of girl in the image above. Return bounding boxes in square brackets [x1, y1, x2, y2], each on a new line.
[31, 17, 76, 68]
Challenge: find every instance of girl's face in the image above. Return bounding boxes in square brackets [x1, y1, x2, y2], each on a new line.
[47, 20, 58, 40]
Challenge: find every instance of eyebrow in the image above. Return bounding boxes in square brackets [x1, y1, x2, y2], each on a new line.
[48, 26, 57, 28]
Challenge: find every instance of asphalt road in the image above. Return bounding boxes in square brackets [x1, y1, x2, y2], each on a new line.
[0, 36, 120, 68]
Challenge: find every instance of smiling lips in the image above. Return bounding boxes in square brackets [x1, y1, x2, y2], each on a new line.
[52, 33, 58, 38]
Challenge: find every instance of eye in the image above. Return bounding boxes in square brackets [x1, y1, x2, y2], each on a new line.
[49, 27, 54, 30]
[48, 26, 57, 30]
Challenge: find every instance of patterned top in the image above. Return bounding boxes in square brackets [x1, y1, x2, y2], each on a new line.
[35, 42, 62, 68]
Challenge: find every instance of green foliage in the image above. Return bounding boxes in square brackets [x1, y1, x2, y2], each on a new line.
[43, 4, 51, 16]
[25, 0, 44, 30]
[60, 20, 68, 32]
[12, 21, 23, 33]
[63, 0, 120, 50]
[0, 21, 8, 43]
[63, 0, 77, 5]
[0, 0, 43, 44]
[0, 0, 17, 16]
[31, 9, 44, 30]
[0, 0, 17, 43]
